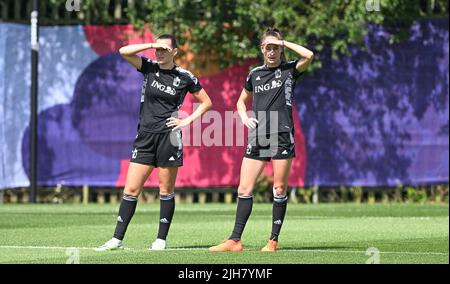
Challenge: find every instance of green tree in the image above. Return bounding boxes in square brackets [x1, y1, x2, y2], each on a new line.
[50, 0, 449, 69]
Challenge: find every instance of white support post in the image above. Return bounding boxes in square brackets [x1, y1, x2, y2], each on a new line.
[313, 185, 319, 204]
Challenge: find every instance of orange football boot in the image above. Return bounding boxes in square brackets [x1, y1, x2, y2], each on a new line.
[261, 240, 278, 252]
[208, 240, 243, 252]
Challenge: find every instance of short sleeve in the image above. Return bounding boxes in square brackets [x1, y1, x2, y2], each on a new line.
[187, 73, 203, 94]
[244, 72, 253, 92]
[137, 57, 156, 74]
[289, 60, 305, 79]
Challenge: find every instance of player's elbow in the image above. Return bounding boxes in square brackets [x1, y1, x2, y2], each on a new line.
[205, 99, 213, 111]
[199, 91, 213, 111]
[236, 100, 243, 110]
[119, 46, 128, 56]
[306, 51, 314, 61]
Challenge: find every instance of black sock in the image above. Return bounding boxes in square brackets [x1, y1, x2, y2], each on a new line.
[270, 191, 288, 241]
[113, 194, 138, 241]
[157, 192, 175, 240]
[229, 195, 253, 241]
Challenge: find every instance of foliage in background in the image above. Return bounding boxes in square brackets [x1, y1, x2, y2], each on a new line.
[1, 184, 448, 204]
[46, 0, 448, 70]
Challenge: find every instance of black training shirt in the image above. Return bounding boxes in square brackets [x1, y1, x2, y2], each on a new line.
[137, 57, 202, 133]
[244, 60, 302, 134]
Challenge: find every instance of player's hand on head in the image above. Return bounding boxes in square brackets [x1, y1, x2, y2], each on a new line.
[153, 42, 172, 52]
[261, 39, 283, 48]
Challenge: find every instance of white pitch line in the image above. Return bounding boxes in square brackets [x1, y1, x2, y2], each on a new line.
[0, 245, 95, 251]
[280, 249, 449, 256]
[0, 245, 447, 256]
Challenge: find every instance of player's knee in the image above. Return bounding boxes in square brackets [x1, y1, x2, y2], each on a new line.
[273, 185, 288, 203]
[124, 185, 141, 197]
[273, 185, 287, 196]
[237, 185, 253, 196]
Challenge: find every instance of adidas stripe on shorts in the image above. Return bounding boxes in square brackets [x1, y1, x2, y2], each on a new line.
[130, 129, 183, 167]
[244, 132, 295, 162]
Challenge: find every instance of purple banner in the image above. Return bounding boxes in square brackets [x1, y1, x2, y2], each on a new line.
[0, 20, 448, 189]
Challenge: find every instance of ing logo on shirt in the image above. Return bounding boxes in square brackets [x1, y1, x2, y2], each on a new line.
[151, 80, 176, 96]
[254, 80, 283, 94]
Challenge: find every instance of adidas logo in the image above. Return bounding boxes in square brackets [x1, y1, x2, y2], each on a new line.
[117, 216, 123, 223]
[281, 150, 288, 155]
[256, 76, 261, 81]
[169, 156, 175, 161]
[274, 220, 282, 225]
[160, 218, 169, 224]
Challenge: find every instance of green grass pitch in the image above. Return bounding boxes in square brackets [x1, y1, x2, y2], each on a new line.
[0, 203, 448, 264]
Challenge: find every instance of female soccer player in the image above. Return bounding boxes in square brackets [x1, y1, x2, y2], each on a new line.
[96, 34, 212, 251]
[209, 28, 314, 252]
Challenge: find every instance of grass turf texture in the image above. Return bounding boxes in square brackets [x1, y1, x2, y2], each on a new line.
[0, 203, 448, 264]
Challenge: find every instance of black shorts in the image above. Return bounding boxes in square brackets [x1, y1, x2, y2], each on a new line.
[130, 130, 183, 167]
[244, 132, 295, 161]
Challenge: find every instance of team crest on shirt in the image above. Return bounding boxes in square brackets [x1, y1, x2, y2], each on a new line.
[275, 69, 282, 78]
[173, 76, 181, 87]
